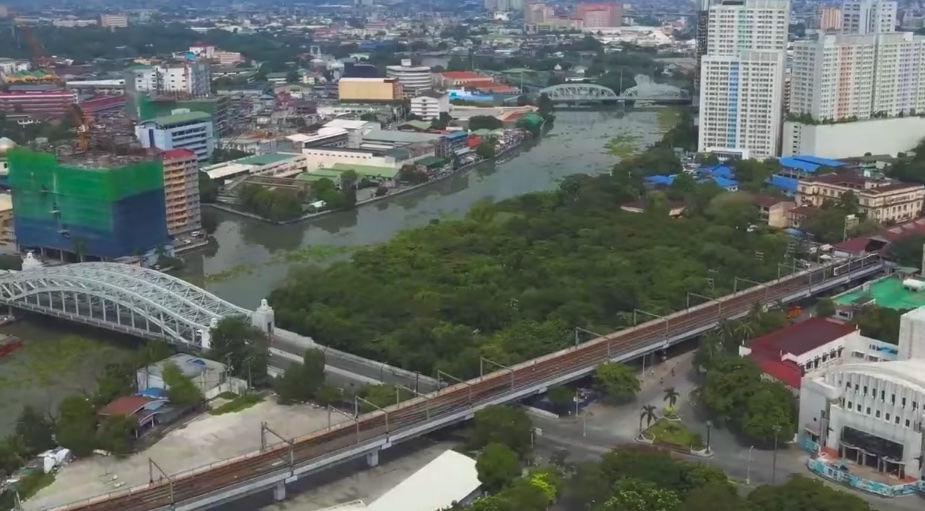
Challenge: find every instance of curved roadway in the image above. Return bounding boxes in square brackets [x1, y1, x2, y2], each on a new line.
[53, 256, 882, 511]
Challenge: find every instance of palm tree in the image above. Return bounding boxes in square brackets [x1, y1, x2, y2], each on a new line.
[639, 404, 658, 434]
[663, 387, 680, 409]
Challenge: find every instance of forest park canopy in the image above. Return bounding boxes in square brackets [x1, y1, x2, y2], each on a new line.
[268, 173, 789, 379]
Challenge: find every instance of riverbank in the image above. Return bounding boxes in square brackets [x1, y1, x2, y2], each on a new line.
[208, 135, 534, 225]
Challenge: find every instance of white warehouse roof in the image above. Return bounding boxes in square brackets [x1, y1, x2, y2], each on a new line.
[366, 450, 479, 511]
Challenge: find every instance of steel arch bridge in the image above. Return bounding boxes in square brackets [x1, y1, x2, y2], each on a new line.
[540, 83, 619, 102]
[0, 262, 251, 346]
[539, 76, 690, 102]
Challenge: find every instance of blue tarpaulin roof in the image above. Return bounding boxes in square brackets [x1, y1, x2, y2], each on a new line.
[767, 174, 798, 193]
[711, 165, 734, 178]
[792, 155, 845, 168]
[712, 176, 739, 189]
[778, 157, 819, 172]
[645, 174, 675, 185]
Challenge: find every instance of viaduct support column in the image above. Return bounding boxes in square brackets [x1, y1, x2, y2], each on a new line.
[366, 450, 380, 467]
[273, 481, 286, 501]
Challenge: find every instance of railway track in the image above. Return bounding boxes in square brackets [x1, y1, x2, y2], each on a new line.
[53, 255, 883, 511]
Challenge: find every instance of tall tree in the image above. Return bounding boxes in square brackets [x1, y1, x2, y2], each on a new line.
[476, 442, 521, 492]
[471, 406, 533, 457]
[594, 362, 640, 402]
[208, 316, 269, 387]
[56, 395, 97, 457]
[15, 406, 55, 455]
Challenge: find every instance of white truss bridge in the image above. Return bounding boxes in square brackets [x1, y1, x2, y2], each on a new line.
[0, 262, 251, 347]
[539, 75, 691, 102]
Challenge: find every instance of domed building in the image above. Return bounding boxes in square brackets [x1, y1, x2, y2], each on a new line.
[0, 137, 17, 176]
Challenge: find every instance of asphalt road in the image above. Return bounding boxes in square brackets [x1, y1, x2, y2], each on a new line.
[269, 329, 442, 393]
[527, 354, 924, 511]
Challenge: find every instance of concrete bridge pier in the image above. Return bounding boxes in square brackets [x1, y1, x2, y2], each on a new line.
[273, 480, 286, 501]
[366, 450, 380, 467]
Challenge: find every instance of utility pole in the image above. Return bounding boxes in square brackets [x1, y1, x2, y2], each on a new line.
[148, 458, 175, 506]
[771, 425, 781, 484]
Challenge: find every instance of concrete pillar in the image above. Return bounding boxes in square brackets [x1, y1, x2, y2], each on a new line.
[273, 481, 286, 501]
[366, 450, 379, 467]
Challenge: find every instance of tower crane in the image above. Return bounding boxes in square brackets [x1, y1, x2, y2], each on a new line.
[14, 20, 90, 152]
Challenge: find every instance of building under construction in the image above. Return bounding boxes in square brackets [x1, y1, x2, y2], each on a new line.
[7, 148, 169, 261]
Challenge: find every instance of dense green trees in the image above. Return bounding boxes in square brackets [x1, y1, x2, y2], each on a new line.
[476, 141, 496, 159]
[56, 396, 98, 457]
[594, 362, 640, 402]
[697, 357, 795, 445]
[275, 348, 327, 404]
[269, 169, 794, 377]
[237, 184, 305, 222]
[208, 316, 269, 387]
[476, 443, 521, 492]
[471, 406, 533, 458]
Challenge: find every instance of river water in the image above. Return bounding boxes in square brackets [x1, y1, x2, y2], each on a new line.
[181, 108, 671, 307]
[0, 108, 671, 436]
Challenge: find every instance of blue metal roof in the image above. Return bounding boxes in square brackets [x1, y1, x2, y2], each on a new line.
[792, 155, 845, 168]
[645, 174, 675, 185]
[766, 174, 798, 193]
[778, 157, 819, 172]
[445, 131, 468, 140]
[712, 176, 739, 189]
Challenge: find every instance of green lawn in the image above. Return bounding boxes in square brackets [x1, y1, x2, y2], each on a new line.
[644, 419, 705, 450]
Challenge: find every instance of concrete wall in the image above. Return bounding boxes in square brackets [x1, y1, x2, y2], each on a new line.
[782, 117, 925, 158]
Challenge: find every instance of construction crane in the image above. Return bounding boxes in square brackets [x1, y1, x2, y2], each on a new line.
[15, 19, 90, 152]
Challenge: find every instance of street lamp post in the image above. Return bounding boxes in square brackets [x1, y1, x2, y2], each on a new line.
[771, 425, 781, 484]
[746, 445, 754, 485]
[634, 309, 669, 372]
[705, 420, 712, 453]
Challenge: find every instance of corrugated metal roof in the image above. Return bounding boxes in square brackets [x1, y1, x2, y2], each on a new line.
[366, 450, 479, 511]
[144, 111, 212, 127]
[792, 155, 846, 168]
[778, 157, 818, 172]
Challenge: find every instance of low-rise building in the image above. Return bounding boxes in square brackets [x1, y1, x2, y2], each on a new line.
[751, 193, 796, 228]
[739, 317, 858, 392]
[0, 86, 75, 118]
[410, 90, 450, 121]
[203, 152, 307, 184]
[137, 353, 227, 396]
[135, 111, 215, 164]
[282, 127, 349, 150]
[796, 173, 925, 224]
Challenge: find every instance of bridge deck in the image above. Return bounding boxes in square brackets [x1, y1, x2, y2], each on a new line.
[51, 255, 884, 511]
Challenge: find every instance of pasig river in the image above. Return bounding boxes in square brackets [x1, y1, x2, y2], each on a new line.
[181, 107, 675, 307]
[0, 108, 675, 436]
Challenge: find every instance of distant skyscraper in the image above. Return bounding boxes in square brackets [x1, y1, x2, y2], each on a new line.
[842, 0, 896, 34]
[575, 2, 621, 28]
[816, 5, 843, 31]
[698, 0, 790, 159]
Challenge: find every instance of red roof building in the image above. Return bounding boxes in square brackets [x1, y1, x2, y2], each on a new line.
[99, 395, 156, 416]
[834, 217, 925, 257]
[741, 317, 856, 389]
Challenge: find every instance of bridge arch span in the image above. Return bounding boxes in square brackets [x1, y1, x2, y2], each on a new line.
[539, 83, 618, 101]
[0, 262, 251, 346]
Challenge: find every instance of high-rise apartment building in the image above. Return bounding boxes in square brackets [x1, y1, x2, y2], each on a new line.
[789, 32, 925, 121]
[160, 149, 202, 236]
[698, 0, 790, 159]
[575, 2, 621, 28]
[126, 62, 211, 99]
[816, 5, 843, 30]
[842, 0, 896, 34]
[523, 2, 554, 24]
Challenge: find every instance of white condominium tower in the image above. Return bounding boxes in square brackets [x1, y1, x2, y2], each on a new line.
[789, 31, 925, 121]
[841, 0, 896, 35]
[698, 0, 790, 159]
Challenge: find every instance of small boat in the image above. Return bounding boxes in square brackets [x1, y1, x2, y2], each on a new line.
[0, 335, 22, 359]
